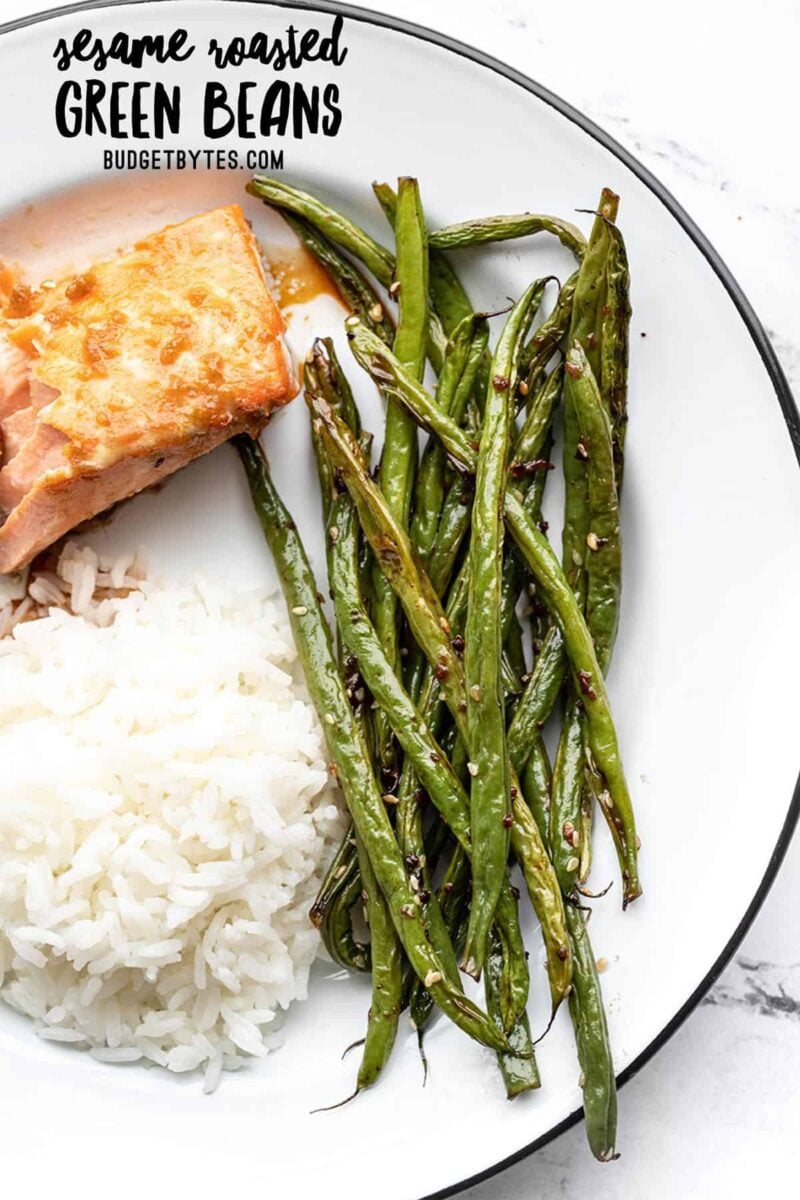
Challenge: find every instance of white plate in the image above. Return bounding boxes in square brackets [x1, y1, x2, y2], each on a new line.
[0, 3, 798, 1197]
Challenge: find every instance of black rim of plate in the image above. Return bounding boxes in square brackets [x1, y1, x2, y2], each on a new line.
[2, 0, 799, 1194]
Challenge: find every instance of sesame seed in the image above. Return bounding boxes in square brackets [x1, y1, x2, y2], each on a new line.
[467, 762, 479, 777]
[328, 526, 340, 543]
[334, 865, 347, 880]
[518, 379, 529, 396]
[345, 315, 361, 329]
[292, 605, 308, 616]
[596, 957, 609, 973]
[409, 874, 420, 892]
[369, 302, 384, 322]
[469, 684, 481, 702]
[324, 713, 335, 725]
[586, 532, 600, 551]
[571, 549, 583, 567]
[566, 855, 580, 872]
[424, 970, 443, 988]
[382, 793, 399, 805]
[389, 280, 401, 298]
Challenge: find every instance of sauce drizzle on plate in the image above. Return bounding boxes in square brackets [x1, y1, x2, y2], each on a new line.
[266, 241, 344, 311]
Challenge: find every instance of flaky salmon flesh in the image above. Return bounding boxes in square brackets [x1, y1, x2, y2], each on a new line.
[0, 205, 297, 574]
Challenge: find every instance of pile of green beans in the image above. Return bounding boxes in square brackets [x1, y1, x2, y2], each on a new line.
[241, 175, 637, 1162]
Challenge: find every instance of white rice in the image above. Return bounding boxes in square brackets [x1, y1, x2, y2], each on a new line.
[0, 543, 344, 1087]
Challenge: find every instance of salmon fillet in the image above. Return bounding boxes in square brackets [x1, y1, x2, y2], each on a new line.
[0, 205, 297, 573]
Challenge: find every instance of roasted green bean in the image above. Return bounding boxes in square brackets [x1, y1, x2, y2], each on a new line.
[565, 902, 618, 1162]
[485, 926, 540, 1097]
[354, 835, 404, 1091]
[599, 223, 631, 483]
[550, 702, 585, 896]
[371, 177, 429, 767]
[236, 436, 506, 1051]
[462, 282, 541, 979]
[311, 834, 370, 974]
[428, 212, 587, 260]
[522, 740, 553, 845]
[553, 191, 626, 901]
[567, 342, 621, 675]
[372, 179, 475, 339]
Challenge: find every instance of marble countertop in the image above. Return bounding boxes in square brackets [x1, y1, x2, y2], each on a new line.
[1, 0, 799, 1195]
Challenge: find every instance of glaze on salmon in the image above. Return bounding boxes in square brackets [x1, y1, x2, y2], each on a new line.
[0, 205, 296, 573]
